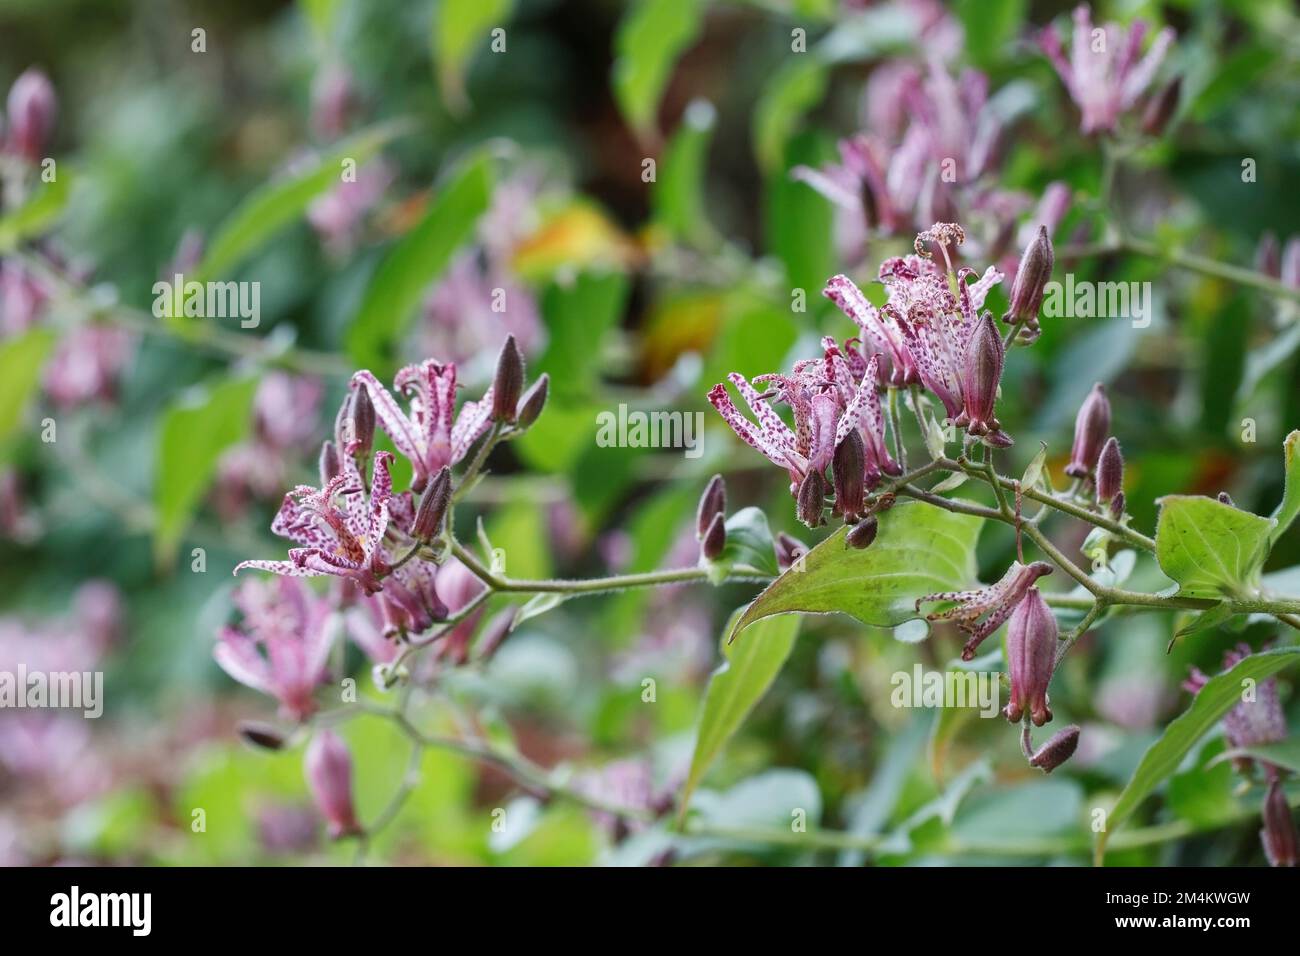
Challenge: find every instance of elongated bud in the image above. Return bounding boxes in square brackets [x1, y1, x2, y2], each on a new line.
[475, 608, 518, 662]
[1004, 587, 1057, 726]
[412, 466, 452, 540]
[350, 385, 375, 460]
[238, 721, 286, 751]
[775, 532, 806, 571]
[1141, 76, 1181, 138]
[701, 512, 726, 560]
[304, 730, 361, 838]
[6, 68, 56, 164]
[962, 313, 1006, 441]
[1096, 436, 1123, 502]
[696, 474, 726, 538]
[1003, 225, 1054, 325]
[1256, 232, 1281, 279]
[846, 515, 878, 550]
[1065, 382, 1111, 478]
[796, 470, 826, 528]
[516, 373, 549, 428]
[1029, 725, 1080, 773]
[831, 430, 866, 518]
[1108, 491, 1125, 521]
[492, 335, 524, 424]
[319, 440, 340, 486]
[1261, 777, 1298, 867]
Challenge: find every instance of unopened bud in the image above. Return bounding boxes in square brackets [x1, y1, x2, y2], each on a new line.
[1065, 382, 1111, 479]
[1029, 725, 1080, 773]
[238, 721, 287, 751]
[831, 430, 866, 518]
[492, 335, 524, 424]
[961, 313, 1007, 441]
[1004, 587, 1057, 726]
[1003, 225, 1054, 325]
[701, 511, 726, 560]
[516, 372, 549, 428]
[1141, 76, 1181, 138]
[1096, 436, 1123, 502]
[349, 385, 375, 460]
[319, 440, 340, 486]
[775, 532, 807, 571]
[1109, 491, 1125, 521]
[846, 515, 878, 550]
[474, 608, 518, 662]
[412, 466, 452, 540]
[1217, 491, 1236, 508]
[6, 68, 56, 164]
[1261, 777, 1298, 867]
[304, 730, 362, 839]
[696, 474, 726, 538]
[796, 470, 826, 528]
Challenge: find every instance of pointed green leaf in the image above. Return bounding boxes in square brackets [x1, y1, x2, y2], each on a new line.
[0, 327, 56, 447]
[433, 0, 514, 113]
[1154, 494, 1274, 600]
[653, 99, 717, 247]
[0, 171, 71, 251]
[753, 57, 829, 173]
[1270, 429, 1300, 545]
[611, 0, 703, 144]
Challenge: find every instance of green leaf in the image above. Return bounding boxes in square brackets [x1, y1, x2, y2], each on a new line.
[1097, 646, 1300, 863]
[1269, 430, 1300, 545]
[154, 374, 260, 566]
[1154, 494, 1274, 600]
[194, 122, 406, 284]
[680, 609, 801, 819]
[535, 270, 629, 400]
[710, 506, 778, 581]
[1020, 441, 1049, 492]
[955, 0, 1026, 70]
[764, 131, 835, 295]
[0, 328, 56, 446]
[753, 58, 829, 173]
[1215, 740, 1300, 776]
[611, 0, 703, 144]
[433, 0, 514, 113]
[346, 151, 494, 373]
[728, 500, 984, 644]
[0, 171, 71, 251]
[652, 99, 717, 247]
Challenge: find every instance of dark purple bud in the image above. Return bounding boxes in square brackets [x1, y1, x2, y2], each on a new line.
[319, 440, 340, 486]
[516, 373, 549, 429]
[1141, 76, 1181, 138]
[701, 511, 726, 561]
[696, 474, 726, 538]
[1003, 225, 1054, 325]
[412, 466, 452, 541]
[831, 430, 866, 518]
[238, 721, 287, 751]
[1256, 232, 1281, 279]
[775, 532, 806, 571]
[1108, 491, 1125, 521]
[1217, 491, 1236, 508]
[1096, 436, 1123, 502]
[796, 470, 826, 528]
[350, 385, 375, 460]
[1065, 382, 1111, 479]
[1261, 777, 1298, 867]
[6, 68, 56, 164]
[845, 515, 878, 550]
[1004, 587, 1057, 727]
[1029, 725, 1080, 773]
[304, 730, 361, 839]
[961, 313, 1005, 440]
[492, 335, 524, 424]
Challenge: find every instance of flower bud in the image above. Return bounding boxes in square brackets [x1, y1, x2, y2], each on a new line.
[775, 532, 806, 571]
[1261, 777, 1298, 868]
[6, 68, 56, 164]
[846, 515, 878, 550]
[1003, 225, 1054, 326]
[349, 385, 375, 460]
[1141, 76, 1181, 138]
[831, 430, 866, 518]
[796, 470, 826, 528]
[516, 373, 549, 428]
[696, 474, 726, 539]
[475, 608, 518, 662]
[1096, 436, 1123, 502]
[1217, 491, 1236, 508]
[412, 466, 452, 541]
[961, 313, 1007, 442]
[701, 511, 726, 561]
[318, 439, 340, 486]
[492, 335, 524, 424]
[1256, 232, 1281, 279]
[238, 721, 287, 751]
[1108, 491, 1125, 521]
[304, 730, 361, 839]
[1004, 587, 1057, 727]
[1029, 725, 1080, 773]
[1065, 382, 1111, 478]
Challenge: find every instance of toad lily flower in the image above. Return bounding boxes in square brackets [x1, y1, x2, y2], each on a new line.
[916, 561, 1053, 661]
[351, 359, 495, 493]
[214, 577, 336, 721]
[1040, 5, 1174, 135]
[234, 451, 395, 594]
[1185, 644, 1287, 778]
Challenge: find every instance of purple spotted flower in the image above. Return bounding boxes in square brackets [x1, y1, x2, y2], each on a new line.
[1040, 5, 1174, 135]
[351, 360, 495, 493]
[917, 561, 1054, 660]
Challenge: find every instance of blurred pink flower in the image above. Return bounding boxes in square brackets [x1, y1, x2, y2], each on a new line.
[307, 160, 393, 256]
[417, 253, 542, 367]
[42, 323, 133, 409]
[5, 67, 56, 163]
[304, 729, 361, 838]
